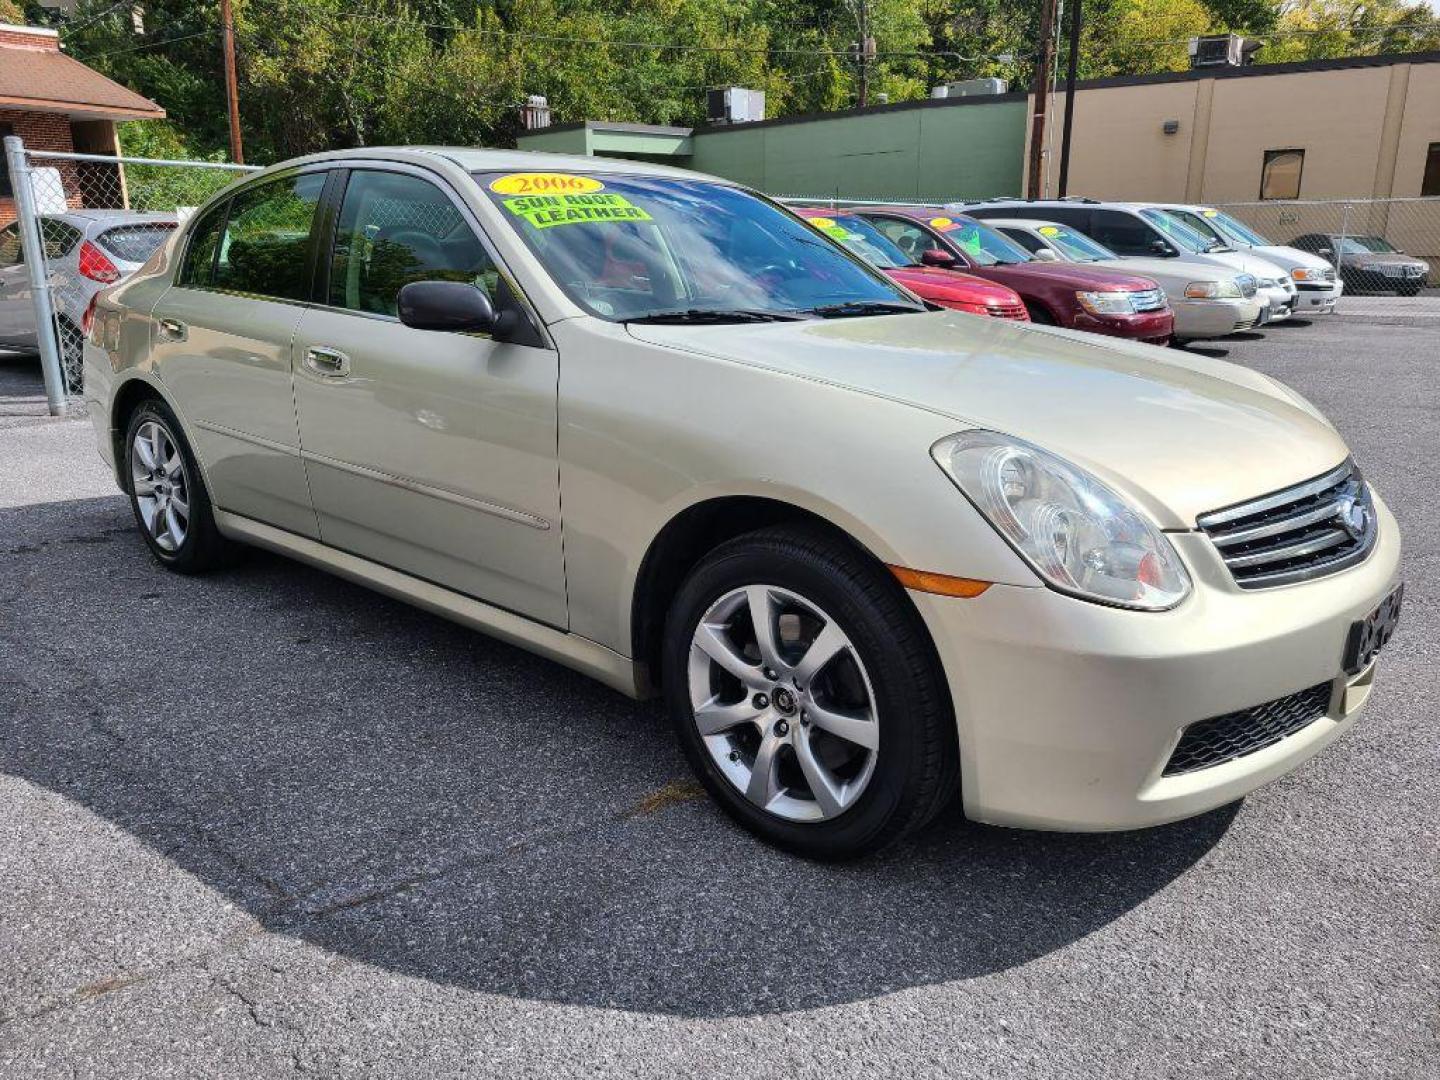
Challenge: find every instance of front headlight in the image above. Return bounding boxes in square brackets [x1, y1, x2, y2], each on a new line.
[932, 431, 1192, 611]
[1184, 279, 1241, 299]
[1291, 267, 1319, 282]
[1075, 290, 1135, 315]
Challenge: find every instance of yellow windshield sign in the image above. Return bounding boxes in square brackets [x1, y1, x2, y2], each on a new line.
[503, 192, 652, 229]
[1038, 225, 1061, 236]
[1202, 209, 1219, 217]
[491, 172, 605, 196]
[807, 216, 853, 241]
[929, 216, 957, 231]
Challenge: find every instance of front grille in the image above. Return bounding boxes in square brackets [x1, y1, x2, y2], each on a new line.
[1163, 682, 1333, 776]
[1128, 288, 1168, 312]
[986, 303, 1029, 320]
[1197, 460, 1377, 589]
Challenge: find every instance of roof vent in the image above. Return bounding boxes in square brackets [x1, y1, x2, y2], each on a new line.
[1188, 34, 1260, 69]
[930, 77, 1009, 99]
[706, 87, 766, 125]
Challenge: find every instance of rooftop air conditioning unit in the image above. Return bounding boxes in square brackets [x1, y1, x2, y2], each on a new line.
[1188, 34, 1257, 69]
[706, 87, 766, 125]
[930, 77, 1009, 99]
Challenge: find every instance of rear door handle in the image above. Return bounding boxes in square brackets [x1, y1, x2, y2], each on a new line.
[304, 345, 351, 378]
[157, 317, 187, 342]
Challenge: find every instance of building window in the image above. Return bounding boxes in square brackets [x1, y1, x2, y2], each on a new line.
[1423, 143, 1440, 198]
[0, 122, 13, 199]
[1260, 149, 1304, 200]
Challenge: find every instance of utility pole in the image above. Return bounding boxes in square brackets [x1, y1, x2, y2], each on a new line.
[850, 1, 875, 108]
[1057, 0, 1083, 196]
[1026, 0, 1059, 198]
[220, 0, 244, 164]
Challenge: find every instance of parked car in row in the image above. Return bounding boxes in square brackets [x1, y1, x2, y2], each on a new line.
[988, 217, 1266, 343]
[1154, 205, 1343, 316]
[0, 210, 178, 390]
[964, 199, 1297, 325]
[1290, 233, 1430, 296]
[86, 149, 1402, 858]
[790, 208, 1029, 320]
[851, 207, 1175, 345]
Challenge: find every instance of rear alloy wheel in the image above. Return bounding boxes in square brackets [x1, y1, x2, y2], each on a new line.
[664, 526, 957, 859]
[123, 399, 241, 573]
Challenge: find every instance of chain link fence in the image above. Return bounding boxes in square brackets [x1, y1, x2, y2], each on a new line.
[2, 136, 259, 415]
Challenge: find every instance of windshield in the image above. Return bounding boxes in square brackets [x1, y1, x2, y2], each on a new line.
[1030, 223, 1115, 262]
[1357, 236, 1398, 253]
[1199, 209, 1271, 247]
[475, 171, 916, 321]
[933, 217, 1033, 265]
[801, 213, 912, 269]
[1140, 209, 1223, 253]
[1334, 237, 1372, 255]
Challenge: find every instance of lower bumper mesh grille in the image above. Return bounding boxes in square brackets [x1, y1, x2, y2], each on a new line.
[1163, 682, 1333, 777]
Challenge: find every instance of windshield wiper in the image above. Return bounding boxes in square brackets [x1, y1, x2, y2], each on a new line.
[807, 300, 925, 318]
[622, 308, 806, 325]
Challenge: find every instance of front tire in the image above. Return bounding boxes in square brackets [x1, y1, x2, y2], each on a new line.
[663, 526, 958, 859]
[123, 399, 240, 573]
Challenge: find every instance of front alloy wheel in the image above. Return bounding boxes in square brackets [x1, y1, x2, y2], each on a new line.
[688, 584, 879, 822]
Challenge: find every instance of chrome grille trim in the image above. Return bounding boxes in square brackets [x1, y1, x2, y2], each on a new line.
[1128, 288, 1168, 312]
[1197, 460, 1378, 589]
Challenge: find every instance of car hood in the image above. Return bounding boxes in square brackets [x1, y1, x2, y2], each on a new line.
[1342, 251, 1426, 266]
[1090, 256, 1229, 285]
[980, 260, 1160, 292]
[1201, 249, 1290, 282]
[1249, 245, 1329, 271]
[625, 311, 1348, 528]
[885, 266, 1021, 306]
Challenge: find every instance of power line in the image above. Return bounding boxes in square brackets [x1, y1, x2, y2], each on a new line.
[60, 0, 132, 38]
[70, 29, 212, 62]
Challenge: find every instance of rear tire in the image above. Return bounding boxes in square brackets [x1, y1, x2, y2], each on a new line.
[663, 525, 958, 860]
[123, 399, 242, 574]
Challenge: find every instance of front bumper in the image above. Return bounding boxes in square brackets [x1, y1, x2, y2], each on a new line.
[1294, 279, 1343, 313]
[1071, 307, 1174, 344]
[1170, 296, 1264, 340]
[910, 493, 1401, 831]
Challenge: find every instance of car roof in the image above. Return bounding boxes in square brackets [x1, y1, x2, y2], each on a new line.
[982, 217, 1069, 230]
[44, 209, 178, 224]
[272, 146, 726, 186]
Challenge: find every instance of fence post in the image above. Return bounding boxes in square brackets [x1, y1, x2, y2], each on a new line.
[4, 136, 67, 417]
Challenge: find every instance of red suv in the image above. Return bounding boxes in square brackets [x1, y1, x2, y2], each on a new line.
[792, 208, 1028, 320]
[855, 207, 1174, 344]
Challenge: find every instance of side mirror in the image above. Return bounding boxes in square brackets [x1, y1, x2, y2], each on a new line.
[1149, 238, 1175, 256]
[920, 248, 956, 267]
[398, 280, 497, 334]
[1317, 247, 1333, 258]
[1032, 248, 1059, 262]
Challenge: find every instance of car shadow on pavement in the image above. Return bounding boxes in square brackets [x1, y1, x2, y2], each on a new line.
[1, 495, 1237, 1019]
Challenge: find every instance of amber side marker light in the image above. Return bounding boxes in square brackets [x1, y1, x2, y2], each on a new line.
[887, 565, 993, 598]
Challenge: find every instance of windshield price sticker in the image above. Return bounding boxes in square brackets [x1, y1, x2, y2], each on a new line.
[808, 217, 854, 241]
[490, 172, 605, 196]
[1038, 225, 1061, 236]
[928, 216, 961, 233]
[503, 192, 653, 229]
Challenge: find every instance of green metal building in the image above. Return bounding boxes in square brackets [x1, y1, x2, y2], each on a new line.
[515, 93, 1028, 202]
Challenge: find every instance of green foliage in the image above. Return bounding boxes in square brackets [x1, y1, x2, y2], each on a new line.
[45, 0, 1440, 165]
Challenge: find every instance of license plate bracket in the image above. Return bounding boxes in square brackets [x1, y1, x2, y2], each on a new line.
[1342, 584, 1403, 676]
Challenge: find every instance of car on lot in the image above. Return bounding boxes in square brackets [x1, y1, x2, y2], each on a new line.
[86, 148, 1403, 859]
[964, 199, 1297, 325]
[852, 207, 1174, 344]
[0, 210, 178, 390]
[1153, 204, 1343, 317]
[790, 207, 1028, 320]
[987, 217, 1265, 342]
[1289, 233, 1430, 296]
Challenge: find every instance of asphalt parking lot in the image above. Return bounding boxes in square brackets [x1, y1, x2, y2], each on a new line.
[1, 305, 1436, 1078]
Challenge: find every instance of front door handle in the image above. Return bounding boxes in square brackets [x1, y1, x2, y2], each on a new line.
[157, 317, 187, 342]
[304, 345, 351, 378]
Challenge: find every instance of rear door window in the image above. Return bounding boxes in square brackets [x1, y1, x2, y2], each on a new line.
[1090, 210, 1158, 256]
[214, 172, 325, 300]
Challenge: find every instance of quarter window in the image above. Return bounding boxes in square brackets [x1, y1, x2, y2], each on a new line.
[1260, 149, 1304, 200]
[868, 217, 936, 262]
[213, 172, 325, 300]
[329, 170, 496, 317]
[178, 202, 227, 287]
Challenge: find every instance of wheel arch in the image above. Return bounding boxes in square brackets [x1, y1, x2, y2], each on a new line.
[108, 375, 195, 488]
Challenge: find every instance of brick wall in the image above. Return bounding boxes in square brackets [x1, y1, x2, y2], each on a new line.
[1, 108, 80, 226]
[0, 27, 60, 50]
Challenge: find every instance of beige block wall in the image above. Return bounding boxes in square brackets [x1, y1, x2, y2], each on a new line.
[1392, 64, 1440, 197]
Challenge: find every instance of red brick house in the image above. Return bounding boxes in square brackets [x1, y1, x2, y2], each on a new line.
[0, 22, 165, 225]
